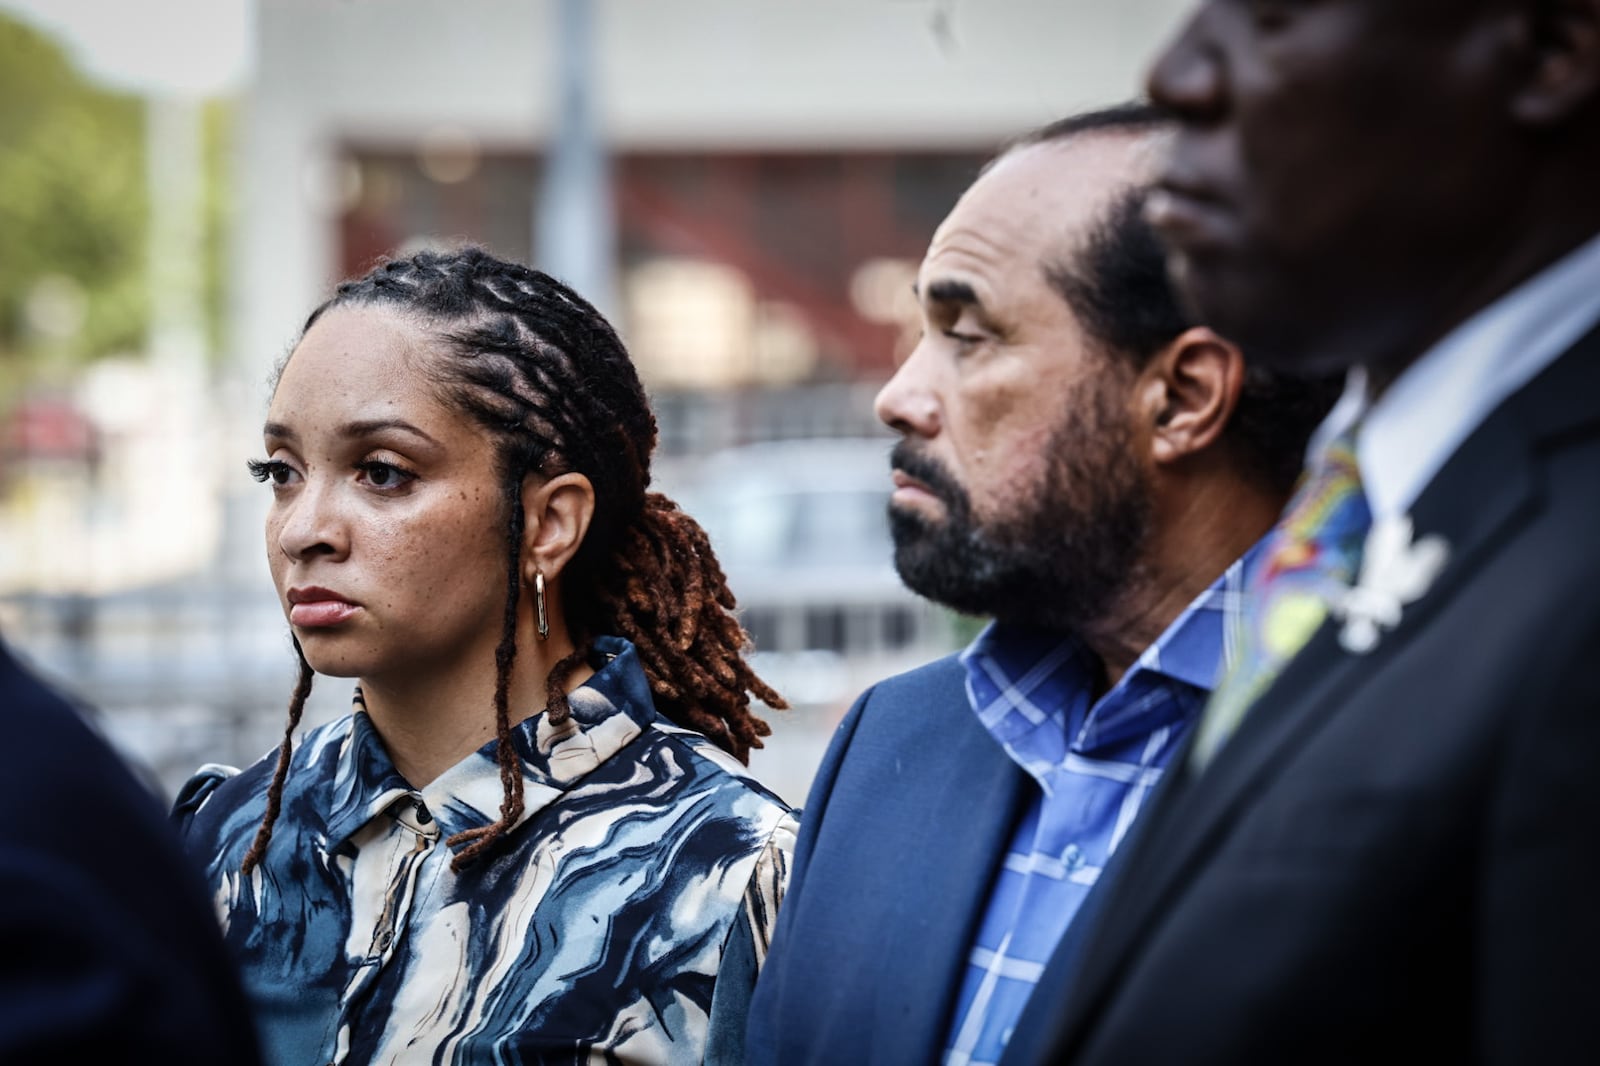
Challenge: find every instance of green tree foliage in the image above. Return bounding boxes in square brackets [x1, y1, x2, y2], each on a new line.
[200, 97, 235, 360]
[0, 13, 147, 367]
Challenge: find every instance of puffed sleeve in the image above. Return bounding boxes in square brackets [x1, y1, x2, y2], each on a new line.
[169, 763, 240, 838]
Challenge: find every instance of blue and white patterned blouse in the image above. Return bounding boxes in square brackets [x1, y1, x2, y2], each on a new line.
[174, 636, 796, 1065]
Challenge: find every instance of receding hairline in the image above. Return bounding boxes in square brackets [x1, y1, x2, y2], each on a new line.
[990, 130, 1169, 304]
[982, 102, 1174, 176]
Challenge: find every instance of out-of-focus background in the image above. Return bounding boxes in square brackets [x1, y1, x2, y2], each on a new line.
[0, 0, 1191, 805]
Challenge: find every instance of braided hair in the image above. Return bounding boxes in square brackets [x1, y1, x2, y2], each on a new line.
[240, 246, 784, 875]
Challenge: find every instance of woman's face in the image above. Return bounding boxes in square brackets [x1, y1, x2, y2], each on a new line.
[257, 304, 515, 684]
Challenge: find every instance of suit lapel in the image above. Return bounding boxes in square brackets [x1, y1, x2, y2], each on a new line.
[1045, 331, 1600, 1060]
[871, 678, 1028, 1065]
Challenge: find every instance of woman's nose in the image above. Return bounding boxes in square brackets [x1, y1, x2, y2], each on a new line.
[273, 478, 348, 562]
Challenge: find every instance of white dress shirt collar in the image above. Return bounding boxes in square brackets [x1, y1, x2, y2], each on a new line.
[1311, 230, 1600, 522]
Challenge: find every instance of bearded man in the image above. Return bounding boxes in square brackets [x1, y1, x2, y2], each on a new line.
[737, 104, 1335, 1066]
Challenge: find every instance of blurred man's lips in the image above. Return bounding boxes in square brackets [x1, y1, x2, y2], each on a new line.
[1146, 178, 1230, 249]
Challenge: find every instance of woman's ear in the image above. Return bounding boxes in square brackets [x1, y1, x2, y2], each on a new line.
[1135, 326, 1245, 467]
[520, 471, 596, 583]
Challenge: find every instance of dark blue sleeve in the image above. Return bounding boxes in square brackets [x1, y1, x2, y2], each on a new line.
[742, 684, 875, 1061]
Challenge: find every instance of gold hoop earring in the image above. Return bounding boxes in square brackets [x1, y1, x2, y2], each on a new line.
[534, 570, 549, 641]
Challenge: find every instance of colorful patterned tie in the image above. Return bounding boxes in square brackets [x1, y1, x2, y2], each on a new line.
[1188, 433, 1371, 771]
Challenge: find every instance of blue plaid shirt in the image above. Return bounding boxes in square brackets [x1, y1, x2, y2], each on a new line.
[942, 542, 1265, 1066]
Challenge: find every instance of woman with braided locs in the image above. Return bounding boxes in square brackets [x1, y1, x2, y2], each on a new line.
[173, 247, 797, 1065]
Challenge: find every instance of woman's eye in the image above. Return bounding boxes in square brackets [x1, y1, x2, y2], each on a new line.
[357, 461, 415, 490]
[247, 459, 295, 487]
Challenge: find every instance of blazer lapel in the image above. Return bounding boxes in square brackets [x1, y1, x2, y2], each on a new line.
[1044, 332, 1600, 1061]
[870, 679, 1028, 1065]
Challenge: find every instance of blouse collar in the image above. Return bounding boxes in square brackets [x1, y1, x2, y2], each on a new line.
[325, 636, 657, 853]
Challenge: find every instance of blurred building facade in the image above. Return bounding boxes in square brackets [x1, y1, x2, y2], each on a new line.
[6, 0, 1192, 804]
[239, 0, 1189, 394]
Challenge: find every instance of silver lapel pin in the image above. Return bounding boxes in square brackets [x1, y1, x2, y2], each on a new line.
[1331, 515, 1450, 654]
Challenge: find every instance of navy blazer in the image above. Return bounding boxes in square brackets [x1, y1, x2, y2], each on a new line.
[1004, 330, 1600, 1064]
[0, 639, 261, 1063]
[746, 654, 1029, 1064]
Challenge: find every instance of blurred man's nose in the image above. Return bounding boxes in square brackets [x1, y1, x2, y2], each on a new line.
[1147, 6, 1226, 122]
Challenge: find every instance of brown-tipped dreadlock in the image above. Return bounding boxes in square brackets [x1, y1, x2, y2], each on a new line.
[607, 493, 782, 761]
[249, 245, 786, 873]
[241, 640, 314, 876]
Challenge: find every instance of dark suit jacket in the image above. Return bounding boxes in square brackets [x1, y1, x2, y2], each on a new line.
[746, 654, 1030, 1064]
[1005, 330, 1600, 1064]
[0, 639, 262, 1063]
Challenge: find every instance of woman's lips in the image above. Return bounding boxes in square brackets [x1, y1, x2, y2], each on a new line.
[287, 588, 359, 628]
[289, 600, 359, 628]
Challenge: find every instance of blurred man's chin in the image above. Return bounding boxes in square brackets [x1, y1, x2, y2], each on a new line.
[1173, 260, 1357, 376]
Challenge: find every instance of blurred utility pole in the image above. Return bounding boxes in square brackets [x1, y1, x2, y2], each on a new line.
[147, 94, 207, 377]
[535, 0, 617, 317]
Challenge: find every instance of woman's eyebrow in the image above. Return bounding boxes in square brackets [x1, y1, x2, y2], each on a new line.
[260, 419, 441, 446]
[341, 419, 441, 446]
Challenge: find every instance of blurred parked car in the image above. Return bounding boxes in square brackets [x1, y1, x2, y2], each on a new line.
[659, 436, 959, 702]
[656, 436, 962, 802]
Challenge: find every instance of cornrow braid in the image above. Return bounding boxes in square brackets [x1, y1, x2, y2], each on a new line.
[241, 640, 314, 876]
[267, 245, 784, 869]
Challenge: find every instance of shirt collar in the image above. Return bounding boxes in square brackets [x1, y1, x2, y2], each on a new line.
[1313, 229, 1600, 523]
[325, 635, 656, 853]
[961, 538, 1265, 779]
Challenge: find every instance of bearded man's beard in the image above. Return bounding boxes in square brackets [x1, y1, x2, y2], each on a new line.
[887, 387, 1151, 633]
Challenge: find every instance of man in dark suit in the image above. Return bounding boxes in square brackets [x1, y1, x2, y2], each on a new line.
[0, 634, 262, 1062]
[1013, 2, 1600, 1063]
[743, 106, 1334, 1065]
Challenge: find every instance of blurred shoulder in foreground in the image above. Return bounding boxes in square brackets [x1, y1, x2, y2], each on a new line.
[0, 636, 261, 1064]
